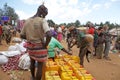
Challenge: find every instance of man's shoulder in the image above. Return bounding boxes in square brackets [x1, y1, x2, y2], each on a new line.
[34, 17, 44, 21]
[26, 17, 44, 21]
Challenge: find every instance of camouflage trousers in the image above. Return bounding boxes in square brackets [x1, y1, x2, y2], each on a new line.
[96, 44, 104, 58]
[79, 47, 88, 66]
[104, 42, 111, 57]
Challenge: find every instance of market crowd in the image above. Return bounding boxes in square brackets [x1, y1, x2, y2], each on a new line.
[0, 3, 120, 80]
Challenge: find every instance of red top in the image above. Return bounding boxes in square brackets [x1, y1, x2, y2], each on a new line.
[88, 27, 95, 35]
[0, 26, 2, 35]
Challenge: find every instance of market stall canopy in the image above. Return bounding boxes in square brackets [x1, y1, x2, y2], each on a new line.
[1, 16, 10, 21]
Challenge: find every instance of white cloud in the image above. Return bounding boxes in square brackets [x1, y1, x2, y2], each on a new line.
[104, 2, 111, 9]
[21, 0, 42, 5]
[68, 0, 78, 5]
[20, 0, 109, 24]
[92, 4, 101, 10]
[81, 2, 88, 8]
[21, 0, 78, 6]
[45, 0, 92, 23]
[16, 10, 33, 20]
[17, 0, 120, 24]
[111, 0, 120, 2]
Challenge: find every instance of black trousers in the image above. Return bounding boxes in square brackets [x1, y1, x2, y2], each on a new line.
[30, 58, 44, 80]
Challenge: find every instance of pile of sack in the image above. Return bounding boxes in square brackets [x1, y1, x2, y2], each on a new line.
[0, 40, 31, 71]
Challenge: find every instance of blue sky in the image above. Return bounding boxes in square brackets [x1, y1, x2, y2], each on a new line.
[0, 0, 120, 24]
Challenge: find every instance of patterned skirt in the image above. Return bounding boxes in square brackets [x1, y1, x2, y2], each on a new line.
[25, 42, 48, 62]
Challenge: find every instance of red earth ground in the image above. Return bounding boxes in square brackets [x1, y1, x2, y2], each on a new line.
[0, 36, 120, 80]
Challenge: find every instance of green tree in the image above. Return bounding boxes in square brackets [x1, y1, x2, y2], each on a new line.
[109, 23, 114, 29]
[67, 23, 75, 27]
[75, 20, 80, 27]
[47, 19, 55, 27]
[95, 23, 99, 26]
[59, 23, 67, 27]
[105, 21, 110, 26]
[1, 3, 19, 25]
[0, 9, 4, 20]
[100, 22, 103, 26]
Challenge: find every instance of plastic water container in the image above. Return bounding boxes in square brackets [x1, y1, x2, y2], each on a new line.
[45, 71, 61, 80]
[81, 74, 93, 80]
[71, 56, 80, 63]
[75, 70, 83, 79]
[46, 61, 59, 71]
[61, 72, 79, 80]
[60, 66, 73, 72]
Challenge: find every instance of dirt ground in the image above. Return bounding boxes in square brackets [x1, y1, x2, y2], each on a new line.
[63, 41, 120, 80]
[0, 37, 120, 80]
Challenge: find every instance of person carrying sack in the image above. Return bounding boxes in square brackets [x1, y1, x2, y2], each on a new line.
[20, 4, 52, 80]
[70, 29, 94, 66]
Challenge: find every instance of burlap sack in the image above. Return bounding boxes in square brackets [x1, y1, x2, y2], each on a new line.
[85, 34, 94, 53]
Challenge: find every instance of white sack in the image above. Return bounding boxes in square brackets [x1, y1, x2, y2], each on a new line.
[0, 54, 8, 64]
[8, 45, 18, 51]
[18, 53, 30, 70]
[15, 43, 26, 52]
[0, 51, 21, 57]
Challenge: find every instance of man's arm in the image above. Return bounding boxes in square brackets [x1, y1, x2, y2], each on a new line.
[45, 31, 52, 48]
[61, 48, 72, 55]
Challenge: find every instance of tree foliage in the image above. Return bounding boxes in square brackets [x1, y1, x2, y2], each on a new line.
[0, 3, 19, 25]
[0, 9, 3, 18]
[47, 19, 55, 27]
[75, 20, 80, 27]
[51, 19, 119, 29]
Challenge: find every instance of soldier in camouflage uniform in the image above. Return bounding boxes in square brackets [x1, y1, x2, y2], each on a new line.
[103, 25, 111, 60]
[96, 27, 105, 59]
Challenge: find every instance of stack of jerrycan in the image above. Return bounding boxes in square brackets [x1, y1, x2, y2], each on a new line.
[46, 59, 59, 71]
[70, 62, 94, 80]
[60, 65, 78, 80]
[44, 54, 95, 80]
[58, 54, 78, 80]
[45, 71, 61, 80]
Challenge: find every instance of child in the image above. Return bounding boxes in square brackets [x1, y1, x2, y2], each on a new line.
[47, 37, 72, 60]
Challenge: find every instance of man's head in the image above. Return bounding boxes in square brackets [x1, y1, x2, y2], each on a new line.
[87, 23, 94, 28]
[103, 24, 109, 30]
[37, 4, 48, 18]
